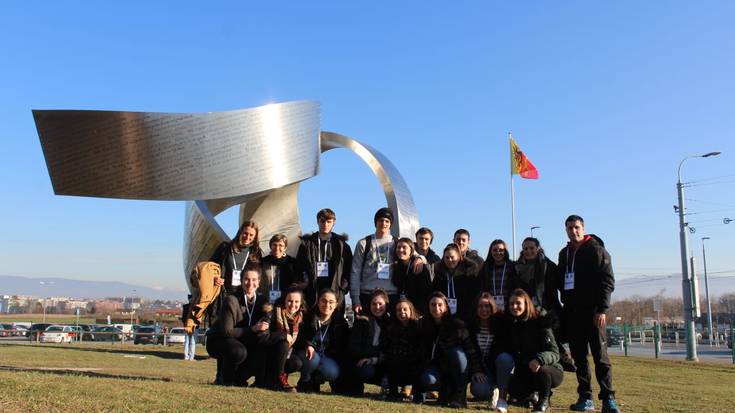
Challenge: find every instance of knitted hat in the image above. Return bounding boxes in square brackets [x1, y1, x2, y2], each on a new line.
[373, 207, 394, 225]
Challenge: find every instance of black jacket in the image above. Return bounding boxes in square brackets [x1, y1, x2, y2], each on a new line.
[349, 314, 391, 361]
[296, 232, 353, 307]
[380, 319, 422, 366]
[209, 241, 264, 294]
[512, 254, 562, 317]
[493, 313, 561, 371]
[432, 259, 480, 322]
[478, 260, 516, 305]
[415, 245, 442, 265]
[466, 313, 505, 373]
[259, 254, 303, 297]
[294, 309, 350, 362]
[556, 235, 614, 314]
[209, 293, 268, 344]
[393, 258, 433, 316]
[418, 315, 482, 375]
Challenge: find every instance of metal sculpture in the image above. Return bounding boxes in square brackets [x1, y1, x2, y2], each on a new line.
[33, 101, 420, 290]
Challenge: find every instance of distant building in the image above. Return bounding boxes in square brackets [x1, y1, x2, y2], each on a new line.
[0, 296, 9, 313]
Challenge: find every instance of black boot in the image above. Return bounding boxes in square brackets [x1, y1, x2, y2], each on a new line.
[532, 397, 550, 413]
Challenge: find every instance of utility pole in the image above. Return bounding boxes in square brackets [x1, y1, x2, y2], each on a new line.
[702, 237, 715, 346]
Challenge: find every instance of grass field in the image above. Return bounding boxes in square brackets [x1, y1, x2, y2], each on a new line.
[0, 342, 733, 412]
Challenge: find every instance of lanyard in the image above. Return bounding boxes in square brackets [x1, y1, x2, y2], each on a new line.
[317, 237, 332, 261]
[431, 338, 439, 360]
[447, 275, 456, 299]
[231, 250, 250, 271]
[243, 295, 256, 326]
[492, 262, 506, 296]
[317, 320, 330, 353]
[566, 248, 577, 274]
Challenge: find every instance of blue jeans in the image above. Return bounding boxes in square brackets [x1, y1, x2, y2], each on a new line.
[295, 350, 340, 382]
[470, 352, 514, 400]
[184, 332, 197, 360]
[420, 347, 468, 391]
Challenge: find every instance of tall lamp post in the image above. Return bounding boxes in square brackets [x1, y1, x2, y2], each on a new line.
[701, 237, 715, 346]
[677, 151, 721, 361]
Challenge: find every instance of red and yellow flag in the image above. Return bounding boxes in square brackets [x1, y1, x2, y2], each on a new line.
[510, 135, 539, 179]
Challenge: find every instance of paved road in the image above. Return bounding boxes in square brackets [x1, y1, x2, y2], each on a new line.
[607, 341, 733, 363]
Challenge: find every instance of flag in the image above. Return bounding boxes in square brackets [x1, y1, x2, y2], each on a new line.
[509, 135, 539, 179]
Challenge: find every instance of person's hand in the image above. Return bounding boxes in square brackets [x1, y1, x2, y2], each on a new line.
[411, 259, 425, 274]
[214, 277, 224, 286]
[471, 372, 487, 383]
[356, 358, 371, 367]
[594, 313, 607, 328]
[306, 346, 316, 360]
[528, 359, 541, 373]
[286, 333, 295, 346]
[353, 304, 363, 314]
[251, 321, 269, 332]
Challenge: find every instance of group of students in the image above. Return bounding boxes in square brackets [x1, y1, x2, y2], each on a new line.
[201, 207, 620, 413]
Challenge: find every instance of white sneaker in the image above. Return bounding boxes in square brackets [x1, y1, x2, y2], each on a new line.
[496, 398, 508, 413]
[490, 388, 500, 409]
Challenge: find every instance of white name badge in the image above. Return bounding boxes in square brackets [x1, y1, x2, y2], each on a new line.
[448, 298, 458, 315]
[377, 262, 391, 280]
[269, 290, 282, 303]
[231, 270, 241, 287]
[494, 295, 505, 312]
[564, 272, 575, 290]
[317, 262, 329, 278]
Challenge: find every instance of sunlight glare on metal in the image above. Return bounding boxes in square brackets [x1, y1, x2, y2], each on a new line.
[263, 103, 288, 188]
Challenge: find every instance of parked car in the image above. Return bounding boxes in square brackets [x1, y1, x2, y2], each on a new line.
[69, 325, 95, 341]
[167, 327, 186, 345]
[92, 326, 125, 342]
[40, 325, 75, 343]
[0, 323, 18, 337]
[134, 326, 162, 345]
[28, 323, 53, 340]
[14, 325, 29, 337]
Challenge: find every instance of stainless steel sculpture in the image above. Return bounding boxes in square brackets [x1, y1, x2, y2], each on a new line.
[33, 101, 420, 291]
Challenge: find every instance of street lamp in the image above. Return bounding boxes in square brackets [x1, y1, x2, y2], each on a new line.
[701, 237, 715, 346]
[677, 151, 721, 361]
[530, 226, 540, 237]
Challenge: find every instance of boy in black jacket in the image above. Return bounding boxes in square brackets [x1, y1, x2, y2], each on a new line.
[557, 215, 620, 413]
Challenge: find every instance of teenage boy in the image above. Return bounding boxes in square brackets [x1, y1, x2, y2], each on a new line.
[453, 228, 484, 268]
[415, 227, 441, 265]
[557, 215, 620, 413]
[351, 207, 399, 314]
[296, 208, 353, 310]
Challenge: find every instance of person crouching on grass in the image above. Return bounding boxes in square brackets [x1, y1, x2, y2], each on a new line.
[205, 263, 269, 386]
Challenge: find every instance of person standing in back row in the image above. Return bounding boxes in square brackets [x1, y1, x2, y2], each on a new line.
[557, 215, 620, 413]
[453, 229, 484, 269]
[351, 208, 399, 314]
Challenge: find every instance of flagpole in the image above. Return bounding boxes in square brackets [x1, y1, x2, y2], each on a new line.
[509, 133, 517, 259]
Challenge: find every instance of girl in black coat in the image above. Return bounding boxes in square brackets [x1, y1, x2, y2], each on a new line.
[432, 244, 481, 322]
[349, 289, 392, 390]
[478, 239, 515, 313]
[380, 297, 422, 401]
[259, 234, 303, 303]
[417, 292, 484, 408]
[494, 289, 563, 413]
[293, 288, 350, 393]
[392, 237, 432, 316]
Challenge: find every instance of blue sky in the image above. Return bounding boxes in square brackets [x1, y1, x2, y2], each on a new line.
[1, 2, 734, 298]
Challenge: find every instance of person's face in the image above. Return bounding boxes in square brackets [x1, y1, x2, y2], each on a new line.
[454, 234, 469, 253]
[370, 296, 387, 317]
[318, 217, 335, 234]
[509, 296, 526, 318]
[239, 226, 257, 247]
[416, 233, 432, 252]
[443, 249, 460, 269]
[491, 243, 507, 264]
[270, 240, 286, 258]
[284, 292, 302, 315]
[318, 293, 337, 318]
[477, 298, 494, 320]
[375, 217, 391, 232]
[429, 297, 447, 320]
[566, 220, 586, 243]
[243, 270, 260, 296]
[396, 241, 412, 261]
[522, 241, 539, 261]
[396, 302, 412, 322]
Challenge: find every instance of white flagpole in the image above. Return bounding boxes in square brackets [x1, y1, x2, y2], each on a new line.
[509, 132, 517, 259]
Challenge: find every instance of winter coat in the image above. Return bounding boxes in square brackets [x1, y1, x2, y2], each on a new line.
[513, 253, 562, 317]
[432, 259, 480, 321]
[209, 293, 268, 344]
[418, 315, 483, 375]
[349, 314, 391, 362]
[259, 254, 303, 298]
[393, 258, 433, 316]
[478, 260, 516, 309]
[556, 235, 615, 315]
[466, 313, 505, 373]
[293, 309, 350, 362]
[296, 232, 353, 307]
[380, 319, 422, 366]
[493, 313, 561, 372]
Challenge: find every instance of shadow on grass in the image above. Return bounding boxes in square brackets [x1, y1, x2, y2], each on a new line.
[0, 365, 173, 381]
[0, 342, 207, 361]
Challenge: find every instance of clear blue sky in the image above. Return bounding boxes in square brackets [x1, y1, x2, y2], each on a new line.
[1, 2, 734, 298]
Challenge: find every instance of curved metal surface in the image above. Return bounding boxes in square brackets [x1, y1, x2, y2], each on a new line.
[32, 101, 320, 200]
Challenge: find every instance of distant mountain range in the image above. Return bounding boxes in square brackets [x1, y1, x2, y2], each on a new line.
[0, 275, 187, 301]
[613, 273, 734, 300]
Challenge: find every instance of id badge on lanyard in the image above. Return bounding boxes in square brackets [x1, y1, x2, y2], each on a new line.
[448, 298, 458, 315]
[377, 262, 390, 280]
[494, 295, 505, 312]
[230, 250, 250, 287]
[269, 290, 282, 303]
[317, 262, 329, 278]
[269, 266, 281, 303]
[447, 276, 457, 314]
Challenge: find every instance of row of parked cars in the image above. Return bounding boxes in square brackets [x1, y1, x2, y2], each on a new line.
[19, 323, 196, 344]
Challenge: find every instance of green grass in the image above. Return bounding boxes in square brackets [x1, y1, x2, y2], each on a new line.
[0, 342, 732, 412]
